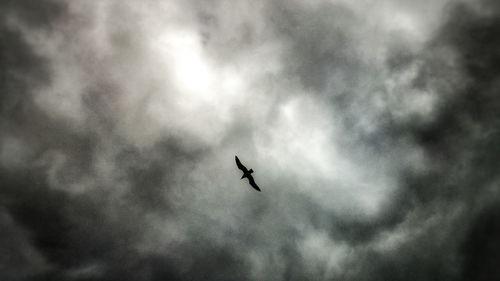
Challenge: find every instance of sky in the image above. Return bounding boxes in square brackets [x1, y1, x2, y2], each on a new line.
[1, 0, 500, 280]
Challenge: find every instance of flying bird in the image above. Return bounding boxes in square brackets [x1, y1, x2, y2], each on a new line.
[235, 156, 261, 192]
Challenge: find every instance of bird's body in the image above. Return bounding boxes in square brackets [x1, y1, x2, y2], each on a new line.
[235, 156, 261, 191]
[240, 168, 254, 179]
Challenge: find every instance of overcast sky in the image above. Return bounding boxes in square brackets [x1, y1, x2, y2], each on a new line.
[1, 0, 500, 280]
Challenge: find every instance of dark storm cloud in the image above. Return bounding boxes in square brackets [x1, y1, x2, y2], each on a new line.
[342, 1, 500, 280]
[1, 0, 500, 280]
[0, 0, 67, 27]
[421, 1, 500, 278]
[460, 205, 500, 281]
[0, 2, 70, 278]
[0, 0, 62, 122]
[1, 1, 182, 279]
[269, 1, 361, 93]
[400, 0, 500, 206]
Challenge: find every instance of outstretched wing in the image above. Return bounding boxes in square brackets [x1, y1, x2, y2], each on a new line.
[247, 175, 261, 192]
[235, 156, 248, 172]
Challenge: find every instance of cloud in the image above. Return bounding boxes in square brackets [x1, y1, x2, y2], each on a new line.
[1, 0, 499, 280]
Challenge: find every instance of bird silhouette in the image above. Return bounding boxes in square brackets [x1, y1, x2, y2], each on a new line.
[235, 156, 261, 192]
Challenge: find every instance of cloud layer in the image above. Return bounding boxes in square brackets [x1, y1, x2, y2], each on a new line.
[1, 0, 500, 280]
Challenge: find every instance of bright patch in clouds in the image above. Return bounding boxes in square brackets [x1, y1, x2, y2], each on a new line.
[257, 95, 395, 217]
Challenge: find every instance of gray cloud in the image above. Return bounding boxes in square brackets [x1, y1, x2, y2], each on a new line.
[1, 0, 499, 280]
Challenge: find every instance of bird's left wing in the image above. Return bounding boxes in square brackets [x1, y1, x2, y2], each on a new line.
[235, 156, 247, 172]
[247, 175, 261, 192]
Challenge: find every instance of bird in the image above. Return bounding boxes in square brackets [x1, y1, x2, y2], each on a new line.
[235, 156, 261, 192]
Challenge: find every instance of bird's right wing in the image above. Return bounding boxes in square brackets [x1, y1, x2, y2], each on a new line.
[247, 175, 261, 192]
[235, 156, 248, 172]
